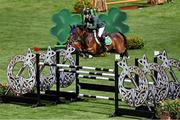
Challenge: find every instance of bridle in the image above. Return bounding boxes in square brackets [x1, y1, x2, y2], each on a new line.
[68, 27, 79, 46]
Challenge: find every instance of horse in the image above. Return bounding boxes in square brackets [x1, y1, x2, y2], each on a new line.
[68, 25, 128, 58]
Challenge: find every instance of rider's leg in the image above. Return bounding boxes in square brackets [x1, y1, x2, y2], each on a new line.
[98, 27, 105, 37]
[98, 27, 107, 51]
[93, 30, 101, 45]
[98, 27, 106, 43]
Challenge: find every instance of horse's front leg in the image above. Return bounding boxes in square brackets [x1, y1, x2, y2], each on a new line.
[84, 52, 93, 58]
[81, 48, 94, 58]
[77, 46, 89, 58]
[76, 48, 84, 57]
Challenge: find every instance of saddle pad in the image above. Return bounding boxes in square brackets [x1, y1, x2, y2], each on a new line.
[105, 36, 112, 45]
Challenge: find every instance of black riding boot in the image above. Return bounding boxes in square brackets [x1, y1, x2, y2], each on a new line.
[98, 36, 107, 52]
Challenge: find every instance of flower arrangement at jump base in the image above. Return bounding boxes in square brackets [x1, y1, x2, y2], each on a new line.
[0, 83, 8, 95]
[0, 83, 14, 96]
[156, 98, 180, 119]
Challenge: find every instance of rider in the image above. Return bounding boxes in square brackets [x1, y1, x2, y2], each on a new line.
[83, 8, 107, 51]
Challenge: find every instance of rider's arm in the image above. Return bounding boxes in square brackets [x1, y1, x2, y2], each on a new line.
[88, 17, 98, 30]
[83, 18, 88, 27]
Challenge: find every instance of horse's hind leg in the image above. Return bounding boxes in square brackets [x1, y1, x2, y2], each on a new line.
[124, 49, 128, 57]
[119, 49, 128, 59]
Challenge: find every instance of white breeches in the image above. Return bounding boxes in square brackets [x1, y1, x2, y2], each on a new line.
[93, 30, 100, 45]
[98, 27, 105, 37]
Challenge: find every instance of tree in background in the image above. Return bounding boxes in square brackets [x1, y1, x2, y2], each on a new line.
[74, 0, 107, 13]
[91, 0, 107, 12]
[74, 0, 93, 13]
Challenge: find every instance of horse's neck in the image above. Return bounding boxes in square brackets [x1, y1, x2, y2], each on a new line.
[79, 31, 90, 40]
[79, 32, 96, 49]
[83, 32, 91, 38]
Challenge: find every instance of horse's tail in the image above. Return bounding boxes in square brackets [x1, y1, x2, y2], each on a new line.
[118, 32, 128, 57]
[118, 32, 128, 48]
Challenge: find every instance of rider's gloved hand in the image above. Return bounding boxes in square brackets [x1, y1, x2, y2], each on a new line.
[86, 23, 92, 28]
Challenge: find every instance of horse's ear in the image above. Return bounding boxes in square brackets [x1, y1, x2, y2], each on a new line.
[69, 25, 72, 29]
[72, 25, 76, 28]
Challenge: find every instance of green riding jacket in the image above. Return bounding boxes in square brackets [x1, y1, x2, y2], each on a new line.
[84, 16, 105, 30]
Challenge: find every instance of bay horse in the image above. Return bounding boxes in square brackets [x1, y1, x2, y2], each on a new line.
[68, 25, 128, 58]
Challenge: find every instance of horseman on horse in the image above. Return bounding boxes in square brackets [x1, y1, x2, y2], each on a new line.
[83, 8, 107, 51]
[68, 8, 128, 58]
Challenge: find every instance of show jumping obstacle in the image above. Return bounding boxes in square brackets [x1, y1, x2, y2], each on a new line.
[38, 46, 179, 118]
[39, 46, 154, 118]
[1, 45, 179, 118]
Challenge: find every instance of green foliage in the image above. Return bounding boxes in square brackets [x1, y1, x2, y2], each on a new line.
[127, 35, 144, 49]
[99, 8, 129, 34]
[156, 99, 180, 119]
[74, 0, 93, 13]
[0, 84, 8, 95]
[0, 87, 5, 95]
[51, 9, 81, 47]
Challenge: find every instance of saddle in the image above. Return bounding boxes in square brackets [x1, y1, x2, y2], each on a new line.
[86, 29, 112, 47]
[98, 33, 112, 46]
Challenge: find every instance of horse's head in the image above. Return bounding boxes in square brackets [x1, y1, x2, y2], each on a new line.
[68, 25, 83, 49]
[68, 25, 77, 43]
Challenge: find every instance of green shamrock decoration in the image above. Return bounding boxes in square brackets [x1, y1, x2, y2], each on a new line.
[50, 8, 129, 48]
[51, 9, 81, 48]
[99, 7, 129, 34]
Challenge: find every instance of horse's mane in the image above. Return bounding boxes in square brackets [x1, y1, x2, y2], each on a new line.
[76, 24, 84, 31]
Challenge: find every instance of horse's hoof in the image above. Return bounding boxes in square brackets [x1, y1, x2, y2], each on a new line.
[80, 53, 86, 58]
[79, 54, 84, 57]
[99, 52, 107, 57]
